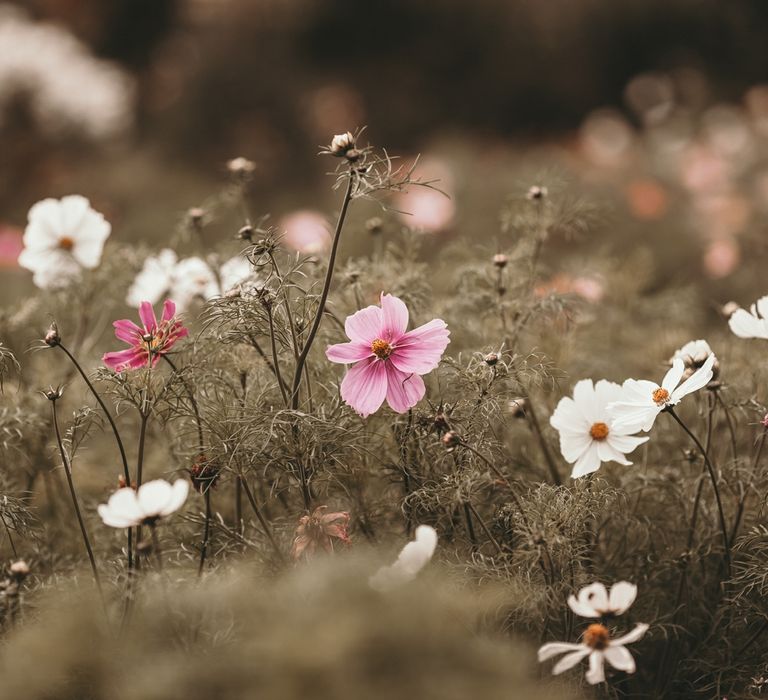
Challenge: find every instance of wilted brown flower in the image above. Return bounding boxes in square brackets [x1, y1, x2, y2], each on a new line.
[188, 454, 221, 494]
[291, 506, 350, 560]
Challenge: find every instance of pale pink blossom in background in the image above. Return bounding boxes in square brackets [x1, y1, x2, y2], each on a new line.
[304, 83, 365, 141]
[703, 237, 740, 279]
[624, 179, 669, 220]
[0, 225, 22, 267]
[580, 109, 635, 169]
[535, 274, 605, 303]
[394, 158, 455, 232]
[103, 300, 188, 372]
[280, 210, 331, 253]
[326, 293, 450, 417]
[679, 144, 731, 194]
[692, 192, 751, 238]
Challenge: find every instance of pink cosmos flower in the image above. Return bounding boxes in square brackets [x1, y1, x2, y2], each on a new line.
[290, 506, 351, 560]
[103, 300, 188, 372]
[326, 293, 450, 417]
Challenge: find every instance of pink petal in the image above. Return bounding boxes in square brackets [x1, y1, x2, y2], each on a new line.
[103, 348, 148, 372]
[389, 319, 450, 374]
[340, 357, 387, 418]
[385, 364, 426, 413]
[380, 293, 409, 341]
[161, 299, 177, 323]
[344, 305, 382, 344]
[113, 319, 142, 344]
[138, 301, 158, 332]
[326, 341, 373, 364]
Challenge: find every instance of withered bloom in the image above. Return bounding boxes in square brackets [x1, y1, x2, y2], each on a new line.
[290, 506, 350, 560]
[188, 454, 221, 494]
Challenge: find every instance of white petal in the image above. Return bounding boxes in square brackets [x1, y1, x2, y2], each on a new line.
[585, 651, 606, 685]
[567, 594, 600, 618]
[608, 581, 637, 614]
[370, 525, 437, 591]
[671, 353, 715, 403]
[158, 479, 189, 516]
[550, 396, 590, 432]
[576, 582, 609, 615]
[559, 430, 593, 463]
[729, 308, 768, 339]
[606, 433, 648, 454]
[756, 296, 768, 320]
[604, 645, 636, 673]
[538, 641, 585, 662]
[572, 379, 599, 422]
[596, 440, 632, 466]
[661, 359, 685, 393]
[570, 442, 601, 478]
[137, 480, 174, 518]
[611, 623, 649, 646]
[552, 648, 591, 675]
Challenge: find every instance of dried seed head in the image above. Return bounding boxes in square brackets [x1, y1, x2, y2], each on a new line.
[44, 322, 61, 347]
[365, 217, 384, 235]
[189, 455, 221, 494]
[442, 430, 461, 449]
[43, 385, 63, 401]
[484, 352, 499, 366]
[526, 185, 548, 201]
[493, 253, 508, 269]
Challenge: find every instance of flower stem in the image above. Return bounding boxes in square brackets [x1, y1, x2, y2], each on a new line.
[667, 407, 731, 577]
[161, 355, 204, 455]
[240, 477, 285, 563]
[197, 488, 211, 576]
[730, 426, 766, 545]
[50, 397, 103, 599]
[57, 342, 132, 570]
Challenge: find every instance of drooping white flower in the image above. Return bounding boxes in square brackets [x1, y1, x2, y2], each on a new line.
[550, 380, 648, 479]
[728, 296, 768, 339]
[98, 479, 189, 528]
[669, 339, 718, 381]
[18, 195, 111, 289]
[567, 581, 637, 618]
[369, 525, 437, 591]
[539, 622, 649, 685]
[126, 248, 178, 307]
[607, 353, 716, 434]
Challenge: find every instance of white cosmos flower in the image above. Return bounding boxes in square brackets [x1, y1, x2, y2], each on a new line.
[550, 379, 648, 479]
[568, 581, 637, 618]
[126, 253, 254, 312]
[607, 353, 716, 434]
[369, 525, 437, 591]
[18, 195, 111, 289]
[728, 296, 768, 339]
[669, 339, 718, 381]
[98, 479, 189, 528]
[539, 622, 649, 685]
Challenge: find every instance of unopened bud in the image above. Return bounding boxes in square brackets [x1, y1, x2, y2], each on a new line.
[365, 217, 384, 235]
[721, 301, 739, 317]
[9, 560, 29, 580]
[227, 157, 256, 177]
[493, 253, 508, 269]
[329, 132, 356, 157]
[684, 449, 697, 463]
[442, 430, 461, 449]
[508, 398, 527, 418]
[43, 386, 63, 401]
[188, 207, 205, 225]
[484, 352, 499, 366]
[236, 224, 254, 241]
[526, 185, 548, 201]
[44, 322, 60, 347]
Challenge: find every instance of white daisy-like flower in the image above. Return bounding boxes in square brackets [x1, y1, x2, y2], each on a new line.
[567, 581, 637, 618]
[18, 195, 111, 289]
[126, 248, 178, 307]
[728, 296, 768, 339]
[607, 353, 716, 434]
[97, 479, 189, 528]
[219, 255, 253, 293]
[550, 379, 649, 479]
[669, 339, 717, 380]
[369, 525, 437, 591]
[539, 622, 649, 685]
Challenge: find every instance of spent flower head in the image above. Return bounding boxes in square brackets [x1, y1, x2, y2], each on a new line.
[290, 506, 350, 560]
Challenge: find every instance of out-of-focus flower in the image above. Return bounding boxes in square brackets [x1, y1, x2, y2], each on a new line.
[526, 185, 548, 201]
[370, 525, 438, 591]
[539, 622, 649, 685]
[394, 158, 455, 232]
[326, 293, 450, 417]
[670, 340, 718, 380]
[226, 157, 256, 177]
[580, 110, 635, 168]
[98, 479, 189, 528]
[0, 6, 134, 139]
[703, 237, 740, 279]
[550, 380, 648, 479]
[280, 210, 331, 253]
[127, 249, 178, 307]
[568, 582, 637, 618]
[607, 353, 716, 433]
[625, 179, 668, 220]
[290, 506, 350, 560]
[18, 196, 111, 289]
[103, 300, 188, 372]
[679, 144, 731, 194]
[535, 274, 605, 303]
[0, 224, 22, 267]
[728, 295, 768, 339]
[624, 72, 675, 126]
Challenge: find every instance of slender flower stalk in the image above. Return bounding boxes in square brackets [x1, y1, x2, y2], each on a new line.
[240, 477, 285, 563]
[48, 391, 103, 599]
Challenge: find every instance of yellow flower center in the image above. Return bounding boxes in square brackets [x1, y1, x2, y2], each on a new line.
[371, 338, 393, 360]
[58, 236, 74, 251]
[583, 623, 610, 650]
[590, 422, 610, 441]
[652, 387, 670, 405]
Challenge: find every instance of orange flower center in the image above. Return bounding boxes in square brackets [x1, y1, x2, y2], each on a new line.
[58, 236, 74, 251]
[652, 387, 670, 405]
[583, 623, 610, 650]
[371, 338, 393, 360]
[590, 422, 610, 441]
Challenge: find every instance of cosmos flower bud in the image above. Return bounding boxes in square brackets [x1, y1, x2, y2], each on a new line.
[484, 352, 499, 366]
[442, 430, 461, 450]
[721, 301, 739, 317]
[493, 253, 508, 269]
[761, 414, 768, 428]
[188, 207, 205, 226]
[508, 398, 527, 417]
[43, 386, 64, 401]
[526, 185, 548, 201]
[227, 157, 256, 177]
[44, 322, 61, 347]
[9, 560, 29, 581]
[329, 131, 356, 157]
[366, 217, 384, 235]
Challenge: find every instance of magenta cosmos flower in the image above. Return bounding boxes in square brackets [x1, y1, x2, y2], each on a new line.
[326, 293, 450, 417]
[103, 300, 188, 372]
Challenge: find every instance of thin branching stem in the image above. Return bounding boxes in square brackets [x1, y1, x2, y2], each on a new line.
[240, 476, 285, 563]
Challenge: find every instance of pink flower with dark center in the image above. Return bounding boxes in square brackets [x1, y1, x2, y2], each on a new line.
[326, 293, 450, 417]
[291, 506, 351, 560]
[103, 300, 188, 372]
